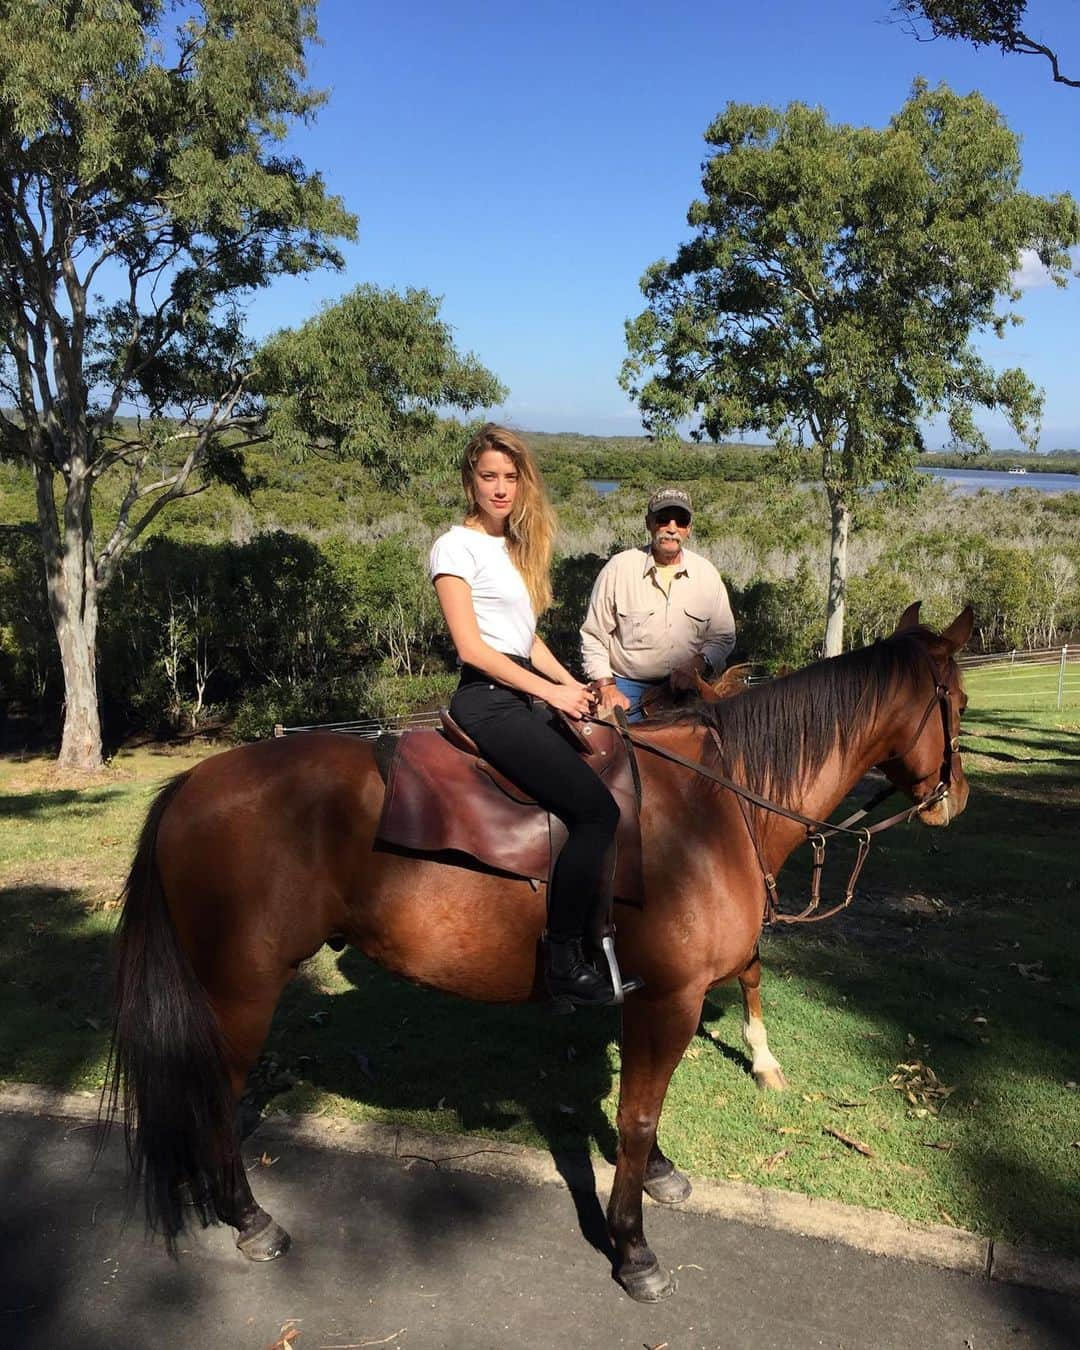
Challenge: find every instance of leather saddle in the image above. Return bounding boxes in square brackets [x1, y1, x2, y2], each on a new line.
[375, 710, 644, 906]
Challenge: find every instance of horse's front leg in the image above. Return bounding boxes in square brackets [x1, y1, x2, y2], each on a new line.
[608, 988, 703, 1301]
[739, 949, 788, 1091]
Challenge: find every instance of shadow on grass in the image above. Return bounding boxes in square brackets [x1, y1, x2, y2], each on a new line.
[0, 884, 113, 1090]
[0, 786, 127, 822]
[742, 744, 1080, 1253]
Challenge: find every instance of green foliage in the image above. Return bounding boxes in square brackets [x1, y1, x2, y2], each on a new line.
[892, 1, 1080, 89]
[621, 83, 1080, 647]
[735, 562, 825, 670]
[0, 524, 58, 711]
[255, 289, 506, 487]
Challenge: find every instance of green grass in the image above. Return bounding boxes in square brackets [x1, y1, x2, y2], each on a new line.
[1, 718, 1078, 1252]
[963, 657, 1080, 712]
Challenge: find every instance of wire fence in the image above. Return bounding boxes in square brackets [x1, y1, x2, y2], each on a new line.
[959, 644, 1080, 711]
[275, 643, 1080, 737]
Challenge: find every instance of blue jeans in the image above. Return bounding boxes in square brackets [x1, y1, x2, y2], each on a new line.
[614, 675, 664, 723]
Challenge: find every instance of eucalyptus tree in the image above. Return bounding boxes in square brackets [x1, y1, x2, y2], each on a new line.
[622, 82, 1079, 653]
[0, 2, 502, 768]
[892, 1, 1080, 88]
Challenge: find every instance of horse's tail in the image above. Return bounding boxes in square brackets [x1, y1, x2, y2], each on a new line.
[101, 771, 240, 1245]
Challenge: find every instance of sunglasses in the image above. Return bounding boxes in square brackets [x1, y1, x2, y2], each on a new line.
[652, 510, 691, 528]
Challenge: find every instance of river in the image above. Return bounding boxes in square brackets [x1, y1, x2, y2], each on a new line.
[586, 468, 1079, 497]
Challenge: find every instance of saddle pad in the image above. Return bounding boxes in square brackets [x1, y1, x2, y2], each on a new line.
[376, 726, 644, 905]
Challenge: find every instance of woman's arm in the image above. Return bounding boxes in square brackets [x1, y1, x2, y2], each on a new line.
[433, 575, 592, 718]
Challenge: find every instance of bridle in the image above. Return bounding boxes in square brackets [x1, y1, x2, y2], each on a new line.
[608, 649, 962, 926]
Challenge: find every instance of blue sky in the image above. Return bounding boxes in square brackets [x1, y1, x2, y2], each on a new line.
[251, 0, 1080, 447]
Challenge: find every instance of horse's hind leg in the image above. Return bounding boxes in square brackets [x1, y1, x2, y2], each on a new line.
[208, 978, 293, 1260]
[739, 950, 788, 1091]
[608, 988, 703, 1301]
[643, 1139, 692, 1204]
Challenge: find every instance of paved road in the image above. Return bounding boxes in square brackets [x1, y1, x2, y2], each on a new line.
[1, 1109, 1077, 1350]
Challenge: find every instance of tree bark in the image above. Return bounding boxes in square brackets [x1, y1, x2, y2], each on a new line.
[824, 486, 850, 658]
[55, 594, 102, 769]
[36, 463, 104, 770]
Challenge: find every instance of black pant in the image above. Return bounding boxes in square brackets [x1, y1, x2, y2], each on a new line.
[450, 666, 619, 941]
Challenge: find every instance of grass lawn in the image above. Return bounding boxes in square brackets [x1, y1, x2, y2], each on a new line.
[1, 702, 1077, 1254]
[962, 657, 1080, 712]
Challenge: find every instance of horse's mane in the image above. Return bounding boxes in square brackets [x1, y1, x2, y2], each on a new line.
[661, 632, 935, 805]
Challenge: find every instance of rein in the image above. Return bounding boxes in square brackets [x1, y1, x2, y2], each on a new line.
[606, 655, 959, 926]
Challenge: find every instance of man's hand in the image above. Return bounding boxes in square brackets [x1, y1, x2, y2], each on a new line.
[596, 683, 631, 713]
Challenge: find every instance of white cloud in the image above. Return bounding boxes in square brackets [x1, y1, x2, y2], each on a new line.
[1011, 249, 1054, 291]
[1010, 246, 1080, 292]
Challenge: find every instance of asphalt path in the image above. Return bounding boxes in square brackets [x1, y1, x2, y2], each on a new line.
[1, 1109, 1077, 1350]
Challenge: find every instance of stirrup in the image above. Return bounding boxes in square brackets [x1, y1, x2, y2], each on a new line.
[599, 934, 644, 1005]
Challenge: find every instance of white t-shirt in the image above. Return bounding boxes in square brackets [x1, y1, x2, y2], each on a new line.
[429, 525, 536, 660]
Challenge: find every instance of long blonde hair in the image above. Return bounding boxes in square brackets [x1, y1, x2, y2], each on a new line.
[461, 424, 555, 614]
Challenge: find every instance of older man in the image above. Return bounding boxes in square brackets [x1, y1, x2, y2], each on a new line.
[580, 486, 736, 720]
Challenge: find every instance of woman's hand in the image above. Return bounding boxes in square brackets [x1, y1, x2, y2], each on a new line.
[543, 681, 594, 721]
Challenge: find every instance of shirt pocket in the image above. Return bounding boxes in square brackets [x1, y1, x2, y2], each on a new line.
[617, 609, 656, 650]
[683, 609, 709, 635]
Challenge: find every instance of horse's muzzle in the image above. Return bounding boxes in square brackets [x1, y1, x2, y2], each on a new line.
[917, 777, 969, 827]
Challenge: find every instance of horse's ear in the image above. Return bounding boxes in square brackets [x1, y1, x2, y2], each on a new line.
[938, 605, 974, 654]
[894, 601, 922, 634]
[696, 670, 723, 703]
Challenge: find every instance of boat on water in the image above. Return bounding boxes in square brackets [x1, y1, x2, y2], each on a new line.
[1007, 465, 1028, 475]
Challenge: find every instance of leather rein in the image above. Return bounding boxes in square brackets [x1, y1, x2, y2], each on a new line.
[606, 653, 960, 926]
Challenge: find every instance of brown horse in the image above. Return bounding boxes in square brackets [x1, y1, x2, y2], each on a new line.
[105, 602, 972, 1301]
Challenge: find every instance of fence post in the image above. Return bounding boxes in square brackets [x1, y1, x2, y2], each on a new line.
[1058, 647, 1067, 711]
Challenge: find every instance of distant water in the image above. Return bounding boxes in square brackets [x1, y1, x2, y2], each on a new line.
[587, 470, 1079, 498]
[917, 467, 1079, 495]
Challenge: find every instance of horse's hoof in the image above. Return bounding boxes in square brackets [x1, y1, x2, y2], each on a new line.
[753, 1067, 789, 1092]
[618, 1260, 677, 1302]
[236, 1214, 291, 1261]
[643, 1167, 692, 1205]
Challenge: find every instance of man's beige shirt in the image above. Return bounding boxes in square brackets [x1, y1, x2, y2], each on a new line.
[580, 545, 736, 682]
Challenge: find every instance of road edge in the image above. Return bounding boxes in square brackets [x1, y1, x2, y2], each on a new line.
[3, 1081, 1077, 1300]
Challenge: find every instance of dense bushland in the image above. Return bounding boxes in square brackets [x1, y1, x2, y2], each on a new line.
[1, 436, 1077, 746]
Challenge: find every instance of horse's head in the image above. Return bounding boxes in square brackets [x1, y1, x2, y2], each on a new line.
[877, 602, 972, 827]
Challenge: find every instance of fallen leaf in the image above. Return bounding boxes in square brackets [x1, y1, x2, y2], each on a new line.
[778, 1126, 801, 1136]
[762, 1148, 791, 1173]
[824, 1127, 874, 1157]
[923, 1140, 955, 1152]
[887, 1061, 955, 1117]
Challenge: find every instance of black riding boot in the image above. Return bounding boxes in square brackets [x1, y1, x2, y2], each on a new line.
[544, 935, 615, 1008]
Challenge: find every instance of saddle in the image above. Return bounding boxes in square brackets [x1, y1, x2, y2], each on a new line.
[375, 710, 644, 906]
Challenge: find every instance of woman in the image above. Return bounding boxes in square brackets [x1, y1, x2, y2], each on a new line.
[429, 424, 627, 1008]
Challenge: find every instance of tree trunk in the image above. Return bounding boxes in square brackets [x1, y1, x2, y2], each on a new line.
[823, 487, 849, 658]
[55, 595, 102, 769]
[36, 463, 105, 770]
